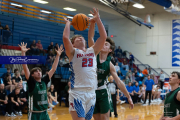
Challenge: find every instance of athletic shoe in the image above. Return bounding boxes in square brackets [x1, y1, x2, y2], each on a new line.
[56, 101, 59, 104]
[48, 103, 54, 108]
[48, 107, 52, 111]
[5, 112, 8, 116]
[15, 111, 18, 115]
[18, 111, 22, 116]
[154, 99, 158, 102]
[115, 114, 118, 118]
[120, 101, 125, 104]
[142, 103, 148, 106]
[158, 99, 162, 102]
[11, 112, 16, 117]
[141, 99, 144, 103]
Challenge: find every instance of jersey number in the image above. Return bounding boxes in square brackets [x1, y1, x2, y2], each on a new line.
[82, 58, 93, 67]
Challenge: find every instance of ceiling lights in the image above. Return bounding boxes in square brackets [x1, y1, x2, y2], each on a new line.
[63, 7, 76, 11]
[40, 10, 51, 14]
[133, 3, 145, 9]
[34, 0, 48, 4]
[11, 3, 22, 7]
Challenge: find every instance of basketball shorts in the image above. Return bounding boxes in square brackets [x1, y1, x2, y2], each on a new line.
[69, 89, 96, 120]
[28, 111, 50, 120]
[93, 88, 113, 114]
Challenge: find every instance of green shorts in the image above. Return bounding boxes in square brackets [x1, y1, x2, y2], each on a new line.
[93, 89, 113, 114]
[28, 111, 50, 120]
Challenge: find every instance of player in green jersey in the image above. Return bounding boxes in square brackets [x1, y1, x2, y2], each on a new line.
[88, 21, 134, 120]
[160, 71, 180, 120]
[19, 42, 63, 120]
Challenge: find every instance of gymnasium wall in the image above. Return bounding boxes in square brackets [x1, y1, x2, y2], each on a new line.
[104, 12, 180, 75]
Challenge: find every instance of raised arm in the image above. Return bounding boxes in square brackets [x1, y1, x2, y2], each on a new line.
[63, 17, 75, 61]
[88, 20, 95, 47]
[110, 62, 134, 109]
[48, 45, 64, 79]
[19, 42, 30, 80]
[90, 8, 107, 55]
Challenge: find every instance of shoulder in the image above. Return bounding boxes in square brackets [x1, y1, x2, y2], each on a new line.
[176, 90, 180, 101]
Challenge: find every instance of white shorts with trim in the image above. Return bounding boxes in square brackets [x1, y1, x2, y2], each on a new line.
[69, 89, 96, 120]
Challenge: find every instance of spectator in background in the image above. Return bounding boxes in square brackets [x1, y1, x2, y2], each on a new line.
[134, 69, 139, 77]
[129, 52, 134, 70]
[142, 68, 148, 76]
[115, 62, 120, 74]
[143, 75, 154, 106]
[4, 73, 15, 92]
[126, 82, 134, 103]
[20, 70, 26, 81]
[65, 81, 70, 107]
[114, 57, 118, 63]
[0, 84, 9, 116]
[54, 43, 59, 51]
[148, 67, 152, 74]
[107, 76, 119, 118]
[126, 69, 132, 80]
[1, 67, 12, 80]
[122, 59, 129, 71]
[9, 87, 23, 116]
[115, 46, 122, 58]
[159, 71, 165, 89]
[133, 82, 140, 104]
[12, 71, 22, 86]
[30, 40, 39, 55]
[117, 71, 123, 77]
[0, 22, 3, 29]
[17, 83, 27, 113]
[46, 50, 55, 66]
[48, 84, 58, 111]
[12, 69, 19, 77]
[47, 42, 54, 53]
[132, 73, 136, 85]
[125, 76, 130, 85]
[139, 85, 145, 103]
[36, 40, 45, 55]
[3, 25, 10, 31]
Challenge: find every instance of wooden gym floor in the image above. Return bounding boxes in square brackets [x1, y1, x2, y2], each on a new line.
[0, 102, 164, 120]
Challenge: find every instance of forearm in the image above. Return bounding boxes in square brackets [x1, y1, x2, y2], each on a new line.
[0, 99, 4, 102]
[159, 114, 164, 120]
[12, 100, 17, 104]
[96, 18, 107, 39]
[21, 52, 30, 79]
[172, 115, 180, 120]
[51, 55, 60, 72]
[63, 22, 71, 43]
[116, 79, 131, 99]
[88, 22, 95, 47]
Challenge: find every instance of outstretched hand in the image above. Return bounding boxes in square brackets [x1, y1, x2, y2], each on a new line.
[55, 44, 64, 56]
[89, 8, 100, 22]
[18, 42, 30, 53]
[63, 17, 71, 24]
[128, 97, 134, 109]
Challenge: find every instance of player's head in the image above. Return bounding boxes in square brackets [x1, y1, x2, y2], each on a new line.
[50, 84, 54, 90]
[0, 84, 4, 90]
[101, 37, 115, 55]
[169, 71, 180, 86]
[30, 67, 42, 80]
[15, 87, 20, 95]
[71, 35, 86, 49]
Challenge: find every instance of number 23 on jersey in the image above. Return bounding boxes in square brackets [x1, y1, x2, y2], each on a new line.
[82, 58, 93, 67]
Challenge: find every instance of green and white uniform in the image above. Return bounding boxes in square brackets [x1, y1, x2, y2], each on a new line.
[93, 54, 113, 114]
[28, 75, 50, 120]
[164, 87, 180, 118]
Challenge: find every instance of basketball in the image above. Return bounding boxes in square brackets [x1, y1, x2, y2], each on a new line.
[72, 13, 89, 31]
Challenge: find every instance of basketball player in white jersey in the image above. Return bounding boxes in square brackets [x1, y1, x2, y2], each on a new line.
[63, 8, 107, 120]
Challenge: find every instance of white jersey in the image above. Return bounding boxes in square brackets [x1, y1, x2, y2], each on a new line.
[70, 47, 97, 90]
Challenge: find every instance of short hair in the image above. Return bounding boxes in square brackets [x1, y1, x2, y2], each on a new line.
[30, 67, 42, 75]
[7, 67, 10, 70]
[14, 69, 18, 73]
[106, 37, 115, 54]
[70, 35, 83, 44]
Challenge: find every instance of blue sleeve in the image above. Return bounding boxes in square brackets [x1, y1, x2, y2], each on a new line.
[144, 81, 147, 86]
[152, 80, 155, 85]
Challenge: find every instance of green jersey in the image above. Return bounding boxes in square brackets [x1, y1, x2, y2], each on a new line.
[97, 54, 111, 87]
[164, 87, 180, 118]
[28, 75, 49, 112]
